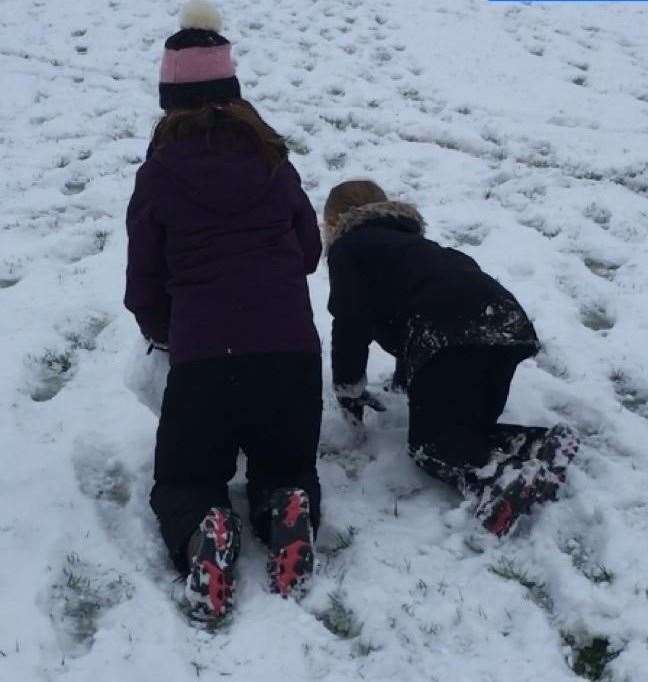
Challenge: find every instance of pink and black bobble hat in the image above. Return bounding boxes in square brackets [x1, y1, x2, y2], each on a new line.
[159, 0, 241, 111]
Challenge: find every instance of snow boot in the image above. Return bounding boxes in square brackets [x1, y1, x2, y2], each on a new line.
[523, 423, 579, 506]
[476, 460, 558, 537]
[268, 488, 314, 599]
[185, 507, 241, 623]
[487, 424, 549, 463]
[537, 423, 579, 482]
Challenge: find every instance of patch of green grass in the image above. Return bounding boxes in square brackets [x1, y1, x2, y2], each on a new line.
[489, 557, 553, 612]
[563, 634, 622, 680]
[50, 553, 134, 655]
[316, 591, 362, 639]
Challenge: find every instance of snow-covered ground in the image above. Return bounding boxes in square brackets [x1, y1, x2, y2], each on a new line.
[2, 0, 648, 680]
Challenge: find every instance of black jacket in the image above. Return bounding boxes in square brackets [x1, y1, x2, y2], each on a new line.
[327, 202, 539, 393]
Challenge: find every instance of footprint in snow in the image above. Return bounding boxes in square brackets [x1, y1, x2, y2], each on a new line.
[53, 228, 112, 264]
[0, 276, 21, 289]
[24, 348, 77, 402]
[72, 436, 132, 509]
[326, 85, 345, 98]
[569, 61, 589, 72]
[47, 551, 133, 658]
[583, 202, 612, 227]
[372, 46, 392, 64]
[610, 371, 648, 420]
[23, 312, 110, 401]
[56, 311, 112, 352]
[583, 257, 620, 281]
[443, 222, 491, 248]
[325, 152, 347, 171]
[580, 305, 615, 332]
[62, 179, 87, 196]
[30, 115, 51, 126]
[400, 87, 423, 103]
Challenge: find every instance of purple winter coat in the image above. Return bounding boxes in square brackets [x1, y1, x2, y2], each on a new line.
[125, 133, 322, 365]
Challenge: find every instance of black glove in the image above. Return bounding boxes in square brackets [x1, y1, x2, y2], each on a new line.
[337, 390, 387, 425]
[145, 337, 169, 354]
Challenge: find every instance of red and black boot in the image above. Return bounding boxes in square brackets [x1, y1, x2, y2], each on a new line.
[475, 424, 579, 536]
[537, 423, 579, 484]
[477, 466, 545, 536]
[527, 423, 580, 506]
[185, 507, 241, 624]
[268, 488, 314, 599]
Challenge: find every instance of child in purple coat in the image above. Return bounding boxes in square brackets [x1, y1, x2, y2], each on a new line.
[125, 1, 321, 623]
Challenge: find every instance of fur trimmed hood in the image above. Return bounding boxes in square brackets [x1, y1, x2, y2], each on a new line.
[325, 201, 425, 246]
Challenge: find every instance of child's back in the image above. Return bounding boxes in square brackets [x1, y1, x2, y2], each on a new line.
[327, 200, 539, 383]
[127, 117, 320, 364]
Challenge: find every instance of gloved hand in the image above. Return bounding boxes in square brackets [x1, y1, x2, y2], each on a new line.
[337, 390, 386, 426]
[145, 337, 169, 354]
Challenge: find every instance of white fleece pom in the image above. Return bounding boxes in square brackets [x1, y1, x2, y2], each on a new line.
[179, 0, 223, 32]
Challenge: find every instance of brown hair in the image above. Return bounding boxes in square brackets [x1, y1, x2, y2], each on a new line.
[151, 99, 288, 170]
[324, 180, 388, 227]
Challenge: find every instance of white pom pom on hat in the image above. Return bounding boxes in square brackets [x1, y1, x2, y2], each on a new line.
[179, 0, 223, 32]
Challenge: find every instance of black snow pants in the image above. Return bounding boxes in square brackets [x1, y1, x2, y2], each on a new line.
[150, 352, 323, 574]
[408, 346, 547, 492]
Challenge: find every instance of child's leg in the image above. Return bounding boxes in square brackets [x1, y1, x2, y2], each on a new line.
[150, 360, 239, 575]
[235, 353, 322, 598]
[236, 353, 323, 543]
[407, 347, 578, 535]
[407, 346, 517, 493]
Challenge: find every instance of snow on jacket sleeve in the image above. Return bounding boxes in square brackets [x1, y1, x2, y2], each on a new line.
[327, 241, 372, 398]
[124, 164, 171, 344]
[289, 164, 322, 274]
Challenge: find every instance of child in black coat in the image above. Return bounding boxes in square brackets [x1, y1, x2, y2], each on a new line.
[324, 181, 579, 536]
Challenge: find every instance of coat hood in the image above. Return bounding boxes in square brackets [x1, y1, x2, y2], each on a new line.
[151, 134, 277, 216]
[326, 201, 425, 246]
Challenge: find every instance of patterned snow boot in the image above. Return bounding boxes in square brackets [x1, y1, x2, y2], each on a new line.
[528, 423, 580, 504]
[487, 424, 548, 464]
[476, 424, 579, 536]
[476, 463, 550, 536]
[185, 507, 241, 624]
[537, 423, 579, 482]
[268, 488, 314, 599]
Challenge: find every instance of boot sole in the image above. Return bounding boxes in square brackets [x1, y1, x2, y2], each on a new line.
[268, 488, 314, 599]
[186, 508, 241, 624]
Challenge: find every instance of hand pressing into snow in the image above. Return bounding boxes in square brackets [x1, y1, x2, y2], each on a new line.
[337, 390, 386, 427]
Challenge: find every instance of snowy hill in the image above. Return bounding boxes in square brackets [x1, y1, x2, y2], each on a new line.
[2, 0, 648, 680]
